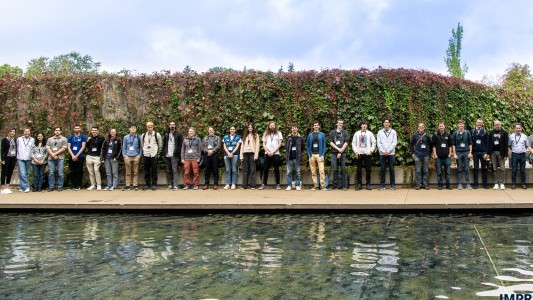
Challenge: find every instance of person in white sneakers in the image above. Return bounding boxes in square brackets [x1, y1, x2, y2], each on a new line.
[46, 127, 68, 192]
[16, 128, 34, 193]
[222, 125, 241, 190]
[487, 120, 509, 190]
[1, 129, 17, 194]
[285, 124, 304, 191]
[352, 121, 376, 190]
[85, 126, 105, 191]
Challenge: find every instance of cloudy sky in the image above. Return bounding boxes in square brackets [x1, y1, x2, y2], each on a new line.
[1, 0, 531, 81]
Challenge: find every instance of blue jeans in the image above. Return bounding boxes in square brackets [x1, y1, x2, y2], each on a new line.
[414, 155, 428, 187]
[435, 157, 451, 187]
[511, 153, 526, 185]
[224, 155, 239, 185]
[17, 160, 31, 190]
[472, 151, 487, 187]
[286, 159, 301, 187]
[32, 163, 46, 190]
[48, 159, 65, 189]
[331, 153, 347, 189]
[379, 155, 395, 187]
[104, 158, 119, 188]
[456, 151, 470, 185]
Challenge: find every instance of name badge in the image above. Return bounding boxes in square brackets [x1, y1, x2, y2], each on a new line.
[73, 146, 78, 151]
[187, 149, 193, 154]
[129, 146, 134, 151]
[494, 141, 499, 145]
[208, 145, 213, 150]
[361, 143, 367, 148]
[335, 141, 341, 145]
[245, 146, 251, 150]
[460, 143, 465, 148]
[476, 140, 481, 144]
[52, 147, 58, 151]
[291, 147, 296, 151]
[10, 150, 16, 155]
[313, 143, 318, 148]
[441, 143, 446, 148]
[228, 147, 234, 151]
[421, 144, 426, 149]
[108, 149, 113, 154]
[92, 147, 97, 152]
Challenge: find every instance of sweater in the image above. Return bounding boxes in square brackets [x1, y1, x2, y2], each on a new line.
[351, 130, 376, 155]
[376, 128, 397, 155]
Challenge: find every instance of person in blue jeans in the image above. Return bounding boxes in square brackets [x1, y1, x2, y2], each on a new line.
[46, 127, 68, 192]
[222, 126, 241, 190]
[16, 128, 35, 193]
[31, 133, 48, 192]
[377, 119, 397, 190]
[410, 123, 432, 190]
[285, 124, 304, 191]
[329, 120, 349, 190]
[451, 120, 473, 190]
[432, 122, 452, 190]
[508, 123, 531, 189]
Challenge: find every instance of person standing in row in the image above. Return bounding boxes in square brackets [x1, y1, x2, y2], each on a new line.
[352, 121, 376, 190]
[202, 126, 221, 190]
[1, 129, 17, 194]
[508, 123, 530, 189]
[306, 121, 326, 191]
[329, 120, 349, 190]
[285, 124, 304, 191]
[181, 127, 202, 190]
[377, 119, 397, 190]
[67, 124, 87, 191]
[102, 128, 122, 191]
[471, 118, 489, 189]
[141, 122, 162, 190]
[240, 122, 260, 190]
[162, 121, 182, 190]
[451, 120, 473, 190]
[487, 120, 509, 190]
[259, 121, 283, 190]
[122, 124, 142, 191]
[410, 123, 432, 190]
[46, 127, 68, 192]
[86, 126, 105, 191]
[31, 133, 48, 192]
[222, 126, 241, 190]
[16, 128, 34, 193]
[432, 122, 452, 190]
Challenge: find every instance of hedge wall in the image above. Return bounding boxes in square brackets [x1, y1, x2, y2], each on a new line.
[1, 68, 531, 166]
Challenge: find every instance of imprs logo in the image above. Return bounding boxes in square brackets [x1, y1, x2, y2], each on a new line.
[500, 294, 532, 300]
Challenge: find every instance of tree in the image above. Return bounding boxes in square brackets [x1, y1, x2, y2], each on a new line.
[0, 64, 23, 77]
[501, 63, 533, 94]
[444, 22, 468, 78]
[25, 52, 101, 76]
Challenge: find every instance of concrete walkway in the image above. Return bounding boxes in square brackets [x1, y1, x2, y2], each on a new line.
[0, 186, 532, 210]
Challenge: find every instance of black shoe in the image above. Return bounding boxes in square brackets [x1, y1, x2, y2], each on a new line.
[473, 185, 478, 189]
[415, 186, 420, 190]
[122, 186, 130, 191]
[512, 185, 516, 190]
[151, 186, 157, 191]
[438, 186, 442, 190]
[142, 186, 150, 190]
[48, 188, 54, 192]
[38, 188, 42, 192]
[366, 184, 372, 190]
[57, 188, 63, 192]
[522, 185, 527, 190]
[483, 185, 489, 189]
[446, 186, 452, 190]
[133, 186, 138, 191]
[356, 184, 362, 191]
[425, 186, 430, 190]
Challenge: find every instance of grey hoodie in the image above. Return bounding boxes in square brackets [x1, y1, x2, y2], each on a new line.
[181, 136, 202, 160]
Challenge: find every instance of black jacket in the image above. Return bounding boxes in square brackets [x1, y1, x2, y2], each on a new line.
[162, 130, 183, 158]
[285, 135, 305, 164]
[487, 129, 509, 158]
[1, 138, 16, 162]
[101, 137, 122, 161]
[86, 135, 105, 156]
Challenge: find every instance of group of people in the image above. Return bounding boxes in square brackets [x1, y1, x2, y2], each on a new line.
[0, 118, 532, 194]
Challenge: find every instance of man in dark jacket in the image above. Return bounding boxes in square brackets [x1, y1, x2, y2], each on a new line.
[285, 124, 305, 191]
[487, 120, 509, 190]
[432, 122, 452, 190]
[162, 121, 183, 190]
[329, 120, 349, 190]
[471, 118, 489, 189]
[410, 123, 432, 190]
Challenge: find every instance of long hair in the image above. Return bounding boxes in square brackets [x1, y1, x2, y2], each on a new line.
[243, 122, 258, 141]
[263, 121, 278, 137]
[106, 128, 118, 142]
[34, 133, 46, 147]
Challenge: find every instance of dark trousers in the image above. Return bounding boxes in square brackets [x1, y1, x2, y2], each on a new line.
[263, 154, 280, 185]
[472, 151, 487, 187]
[69, 156, 85, 188]
[331, 152, 347, 189]
[356, 154, 372, 185]
[511, 153, 526, 185]
[242, 153, 256, 188]
[1, 156, 17, 185]
[379, 155, 395, 187]
[435, 157, 451, 187]
[143, 156, 158, 187]
[204, 154, 219, 186]
[32, 163, 46, 190]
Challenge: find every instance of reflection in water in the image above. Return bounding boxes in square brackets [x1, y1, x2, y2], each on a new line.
[0, 213, 532, 299]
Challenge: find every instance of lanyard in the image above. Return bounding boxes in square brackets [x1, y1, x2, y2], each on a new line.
[384, 130, 391, 138]
[270, 133, 275, 142]
[129, 135, 137, 148]
[9, 138, 15, 148]
[22, 137, 31, 149]
[515, 134, 522, 145]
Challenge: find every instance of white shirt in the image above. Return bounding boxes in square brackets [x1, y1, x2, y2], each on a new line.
[351, 130, 376, 154]
[263, 132, 283, 155]
[509, 133, 528, 154]
[16, 136, 34, 160]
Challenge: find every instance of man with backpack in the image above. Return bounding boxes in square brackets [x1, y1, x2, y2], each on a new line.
[141, 122, 162, 190]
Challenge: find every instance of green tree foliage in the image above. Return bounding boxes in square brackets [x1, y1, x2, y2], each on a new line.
[501, 63, 533, 94]
[26, 52, 101, 76]
[0, 64, 23, 77]
[444, 23, 468, 78]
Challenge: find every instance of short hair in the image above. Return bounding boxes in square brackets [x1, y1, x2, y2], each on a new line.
[129, 123, 137, 128]
[360, 121, 369, 127]
[477, 118, 483, 122]
[188, 127, 196, 131]
[208, 126, 215, 131]
[383, 119, 391, 123]
[146, 122, 154, 127]
[73, 124, 81, 128]
[312, 120, 319, 126]
[515, 123, 522, 128]
[438, 121, 445, 126]
[457, 119, 465, 124]
[91, 126, 98, 130]
[336, 119, 344, 123]
[54, 127, 62, 131]
[418, 122, 425, 127]
[290, 123, 298, 128]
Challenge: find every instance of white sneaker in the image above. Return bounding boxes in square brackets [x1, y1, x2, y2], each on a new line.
[87, 185, 95, 191]
[97, 185, 102, 191]
[286, 186, 292, 191]
[2, 189, 13, 194]
[493, 184, 499, 190]
[296, 186, 301, 191]
[231, 184, 236, 190]
[224, 185, 230, 190]
[0, 189, 5, 194]
[500, 184, 505, 190]
[23, 188, 30, 193]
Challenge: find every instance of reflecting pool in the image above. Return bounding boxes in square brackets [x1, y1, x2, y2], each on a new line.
[0, 213, 532, 299]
